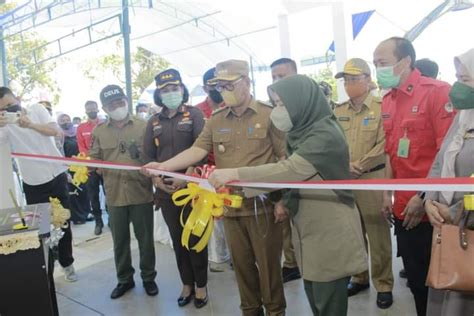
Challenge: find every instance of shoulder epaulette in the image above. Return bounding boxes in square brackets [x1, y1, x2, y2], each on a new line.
[211, 106, 228, 116]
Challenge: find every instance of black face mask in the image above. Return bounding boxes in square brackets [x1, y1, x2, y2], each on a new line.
[208, 90, 224, 104]
[87, 111, 98, 119]
[6, 104, 21, 113]
[60, 122, 73, 130]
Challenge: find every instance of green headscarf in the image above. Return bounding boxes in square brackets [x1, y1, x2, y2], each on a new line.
[269, 75, 354, 209]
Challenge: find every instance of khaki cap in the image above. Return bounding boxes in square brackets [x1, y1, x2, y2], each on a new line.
[335, 58, 371, 79]
[215, 60, 249, 81]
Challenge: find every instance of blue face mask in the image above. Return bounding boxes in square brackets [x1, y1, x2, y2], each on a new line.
[161, 91, 183, 110]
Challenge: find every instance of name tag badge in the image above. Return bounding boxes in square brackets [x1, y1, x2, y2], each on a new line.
[178, 120, 193, 125]
[397, 137, 410, 158]
[338, 117, 350, 122]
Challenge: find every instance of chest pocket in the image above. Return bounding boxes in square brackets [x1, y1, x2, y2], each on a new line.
[177, 120, 193, 132]
[400, 117, 433, 147]
[338, 119, 352, 131]
[96, 134, 122, 164]
[247, 126, 267, 139]
[212, 129, 231, 143]
[361, 119, 378, 144]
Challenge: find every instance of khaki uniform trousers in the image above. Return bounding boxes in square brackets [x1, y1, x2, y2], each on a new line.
[351, 169, 394, 292]
[224, 209, 286, 316]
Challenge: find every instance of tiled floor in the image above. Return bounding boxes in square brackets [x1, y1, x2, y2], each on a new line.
[54, 217, 417, 316]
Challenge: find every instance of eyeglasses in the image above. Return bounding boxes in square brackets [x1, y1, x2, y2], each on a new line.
[215, 77, 243, 93]
[343, 75, 368, 84]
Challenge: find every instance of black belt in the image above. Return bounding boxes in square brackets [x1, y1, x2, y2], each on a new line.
[364, 164, 385, 174]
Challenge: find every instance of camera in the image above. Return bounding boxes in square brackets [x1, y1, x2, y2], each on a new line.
[1, 112, 21, 124]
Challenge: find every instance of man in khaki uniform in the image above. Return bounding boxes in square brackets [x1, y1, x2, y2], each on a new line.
[144, 60, 287, 316]
[89, 85, 157, 299]
[333, 58, 394, 309]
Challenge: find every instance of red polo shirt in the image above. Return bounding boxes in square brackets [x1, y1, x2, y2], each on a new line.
[382, 69, 455, 220]
[76, 120, 100, 154]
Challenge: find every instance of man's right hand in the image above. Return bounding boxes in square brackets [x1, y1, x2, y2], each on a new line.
[349, 162, 363, 179]
[152, 176, 176, 194]
[381, 191, 394, 226]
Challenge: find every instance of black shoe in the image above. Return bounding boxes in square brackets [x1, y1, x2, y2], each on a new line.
[177, 290, 194, 307]
[377, 292, 393, 309]
[282, 266, 301, 283]
[406, 280, 410, 287]
[73, 220, 86, 225]
[110, 282, 135, 299]
[143, 281, 159, 296]
[194, 294, 208, 309]
[94, 219, 104, 236]
[347, 282, 370, 297]
[399, 268, 407, 278]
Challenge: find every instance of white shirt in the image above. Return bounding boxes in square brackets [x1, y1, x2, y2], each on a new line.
[0, 103, 67, 185]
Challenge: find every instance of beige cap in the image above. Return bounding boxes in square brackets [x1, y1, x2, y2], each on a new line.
[214, 59, 249, 81]
[335, 58, 371, 79]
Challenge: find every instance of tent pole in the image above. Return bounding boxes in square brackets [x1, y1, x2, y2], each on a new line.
[122, 0, 133, 111]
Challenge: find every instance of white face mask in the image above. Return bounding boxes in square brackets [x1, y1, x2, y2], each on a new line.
[270, 106, 293, 132]
[108, 106, 129, 121]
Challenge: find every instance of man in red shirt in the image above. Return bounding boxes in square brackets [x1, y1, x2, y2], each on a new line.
[374, 37, 455, 316]
[76, 100, 105, 235]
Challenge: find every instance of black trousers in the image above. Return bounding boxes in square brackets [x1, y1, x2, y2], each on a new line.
[87, 170, 105, 219]
[68, 174, 91, 222]
[158, 198, 208, 288]
[394, 218, 433, 316]
[23, 172, 74, 268]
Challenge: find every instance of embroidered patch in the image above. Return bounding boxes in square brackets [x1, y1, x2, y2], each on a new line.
[338, 117, 350, 121]
[412, 105, 418, 113]
[444, 102, 454, 113]
[382, 113, 391, 119]
[218, 128, 231, 133]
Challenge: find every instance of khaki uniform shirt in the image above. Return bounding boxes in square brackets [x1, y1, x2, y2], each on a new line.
[193, 99, 286, 216]
[334, 94, 385, 173]
[89, 116, 153, 207]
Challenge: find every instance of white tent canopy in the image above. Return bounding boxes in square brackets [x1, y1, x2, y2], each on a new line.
[2, 0, 473, 113]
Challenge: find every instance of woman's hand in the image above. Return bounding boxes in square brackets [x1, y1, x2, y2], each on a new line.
[141, 162, 164, 177]
[273, 200, 289, 223]
[152, 177, 176, 194]
[402, 194, 425, 230]
[208, 169, 239, 189]
[425, 200, 451, 228]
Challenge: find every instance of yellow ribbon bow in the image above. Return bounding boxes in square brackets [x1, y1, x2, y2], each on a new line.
[172, 183, 242, 252]
[69, 153, 90, 188]
[49, 197, 71, 228]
